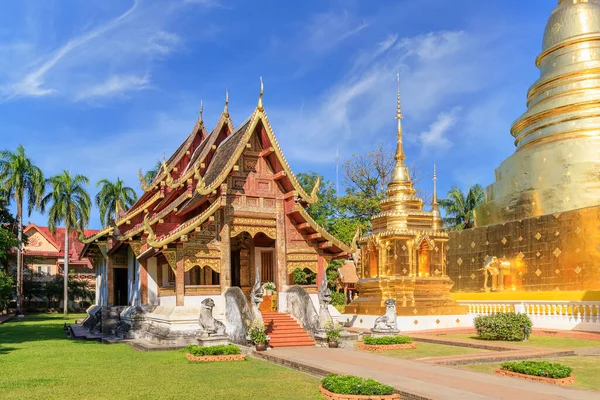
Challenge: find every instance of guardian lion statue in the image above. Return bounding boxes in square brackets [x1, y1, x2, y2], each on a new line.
[373, 298, 399, 333]
[199, 298, 226, 337]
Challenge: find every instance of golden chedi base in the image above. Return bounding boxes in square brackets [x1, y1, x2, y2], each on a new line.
[345, 276, 468, 316]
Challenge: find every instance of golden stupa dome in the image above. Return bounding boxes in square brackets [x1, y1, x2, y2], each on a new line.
[475, 0, 600, 226]
[542, 1, 600, 54]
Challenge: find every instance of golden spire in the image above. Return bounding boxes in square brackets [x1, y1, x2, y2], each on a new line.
[432, 162, 438, 206]
[395, 71, 405, 163]
[257, 76, 264, 111]
[389, 71, 410, 184]
[224, 88, 229, 116]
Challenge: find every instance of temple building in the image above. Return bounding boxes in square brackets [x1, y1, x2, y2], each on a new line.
[80, 84, 353, 309]
[448, 0, 600, 295]
[345, 77, 466, 319]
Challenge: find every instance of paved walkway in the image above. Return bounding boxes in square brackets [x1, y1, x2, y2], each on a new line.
[0, 314, 14, 324]
[257, 347, 600, 400]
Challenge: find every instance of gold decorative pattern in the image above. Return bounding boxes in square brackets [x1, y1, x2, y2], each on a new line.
[163, 250, 177, 271]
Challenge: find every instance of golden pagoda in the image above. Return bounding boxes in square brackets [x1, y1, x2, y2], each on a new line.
[476, 0, 600, 226]
[346, 75, 467, 316]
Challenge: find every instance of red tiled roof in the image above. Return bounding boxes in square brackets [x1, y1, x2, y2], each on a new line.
[23, 223, 100, 260]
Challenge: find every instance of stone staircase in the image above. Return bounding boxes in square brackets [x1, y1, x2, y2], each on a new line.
[263, 312, 315, 348]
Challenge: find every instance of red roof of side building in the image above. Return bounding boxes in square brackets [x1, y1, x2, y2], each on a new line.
[23, 223, 100, 269]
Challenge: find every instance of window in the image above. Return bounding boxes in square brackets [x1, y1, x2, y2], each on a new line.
[167, 266, 175, 284]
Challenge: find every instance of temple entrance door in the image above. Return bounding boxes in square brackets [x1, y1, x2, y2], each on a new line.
[417, 242, 432, 277]
[231, 250, 241, 287]
[114, 267, 128, 306]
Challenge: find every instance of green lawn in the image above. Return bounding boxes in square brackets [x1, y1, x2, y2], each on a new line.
[463, 356, 600, 392]
[373, 341, 486, 360]
[440, 334, 600, 349]
[0, 315, 321, 400]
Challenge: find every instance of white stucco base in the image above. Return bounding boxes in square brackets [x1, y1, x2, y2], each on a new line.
[340, 313, 475, 332]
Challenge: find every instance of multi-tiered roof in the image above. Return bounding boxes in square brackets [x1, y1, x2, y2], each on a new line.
[81, 82, 353, 257]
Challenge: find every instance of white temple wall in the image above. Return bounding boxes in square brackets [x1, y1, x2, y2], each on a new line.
[95, 258, 108, 306]
[147, 257, 159, 305]
[127, 247, 141, 306]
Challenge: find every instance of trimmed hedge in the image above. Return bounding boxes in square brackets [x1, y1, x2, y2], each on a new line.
[501, 361, 572, 379]
[321, 374, 395, 396]
[185, 344, 241, 357]
[474, 312, 532, 341]
[363, 335, 412, 345]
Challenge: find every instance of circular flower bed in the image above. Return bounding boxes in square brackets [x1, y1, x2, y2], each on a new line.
[357, 335, 416, 352]
[320, 374, 400, 400]
[496, 361, 574, 386]
[185, 344, 246, 362]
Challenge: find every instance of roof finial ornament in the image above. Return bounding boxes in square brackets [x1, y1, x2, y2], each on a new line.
[396, 71, 402, 121]
[224, 88, 229, 116]
[257, 76, 264, 111]
[199, 100, 203, 123]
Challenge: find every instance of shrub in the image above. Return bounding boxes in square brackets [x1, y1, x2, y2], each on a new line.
[501, 361, 572, 379]
[321, 374, 394, 396]
[248, 319, 267, 344]
[363, 335, 412, 345]
[330, 291, 346, 307]
[474, 312, 532, 341]
[325, 321, 342, 342]
[185, 344, 241, 357]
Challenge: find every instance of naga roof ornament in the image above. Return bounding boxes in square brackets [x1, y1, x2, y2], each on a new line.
[257, 76, 264, 111]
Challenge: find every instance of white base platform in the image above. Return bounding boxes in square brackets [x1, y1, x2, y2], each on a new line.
[340, 313, 474, 331]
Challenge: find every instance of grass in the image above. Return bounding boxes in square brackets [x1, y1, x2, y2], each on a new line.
[463, 357, 600, 392]
[374, 341, 486, 360]
[440, 334, 600, 349]
[0, 314, 321, 400]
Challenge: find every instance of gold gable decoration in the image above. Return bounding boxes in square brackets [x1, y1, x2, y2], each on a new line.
[230, 217, 277, 239]
[286, 251, 319, 274]
[162, 249, 177, 271]
[183, 248, 221, 273]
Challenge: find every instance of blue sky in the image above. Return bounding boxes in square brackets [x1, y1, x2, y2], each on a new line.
[0, 0, 556, 229]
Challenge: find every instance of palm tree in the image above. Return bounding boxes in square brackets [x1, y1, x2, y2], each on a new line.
[439, 184, 485, 230]
[41, 171, 91, 316]
[0, 145, 45, 315]
[95, 178, 138, 227]
[143, 160, 163, 186]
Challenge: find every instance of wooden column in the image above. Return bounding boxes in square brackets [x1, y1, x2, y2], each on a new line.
[316, 255, 326, 285]
[276, 200, 287, 291]
[220, 208, 231, 291]
[175, 249, 185, 306]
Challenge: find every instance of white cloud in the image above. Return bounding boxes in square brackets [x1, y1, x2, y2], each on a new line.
[419, 107, 461, 152]
[302, 10, 369, 55]
[3, 2, 139, 99]
[0, 0, 215, 102]
[75, 74, 151, 101]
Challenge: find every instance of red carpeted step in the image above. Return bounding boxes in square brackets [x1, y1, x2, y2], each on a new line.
[262, 312, 315, 348]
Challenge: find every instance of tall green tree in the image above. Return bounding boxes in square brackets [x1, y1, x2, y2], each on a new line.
[95, 178, 138, 227]
[0, 145, 45, 315]
[144, 160, 163, 186]
[41, 171, 91, 316]
[438, 184, 485, 230]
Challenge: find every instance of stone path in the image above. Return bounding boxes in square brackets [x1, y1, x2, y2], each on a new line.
[256, 347, 600, 400]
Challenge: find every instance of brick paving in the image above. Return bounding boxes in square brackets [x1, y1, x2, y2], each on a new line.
[257, 346, 600, 400]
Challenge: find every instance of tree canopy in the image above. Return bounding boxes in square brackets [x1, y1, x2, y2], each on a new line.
[438, 184, 485, 230]
[95, 178, 138, 227]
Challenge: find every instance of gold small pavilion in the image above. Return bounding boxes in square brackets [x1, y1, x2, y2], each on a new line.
[346, 76, 466, 316]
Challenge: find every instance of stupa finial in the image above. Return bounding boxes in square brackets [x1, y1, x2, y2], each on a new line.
[432, 162, 438, 206]
[257, 76, 264, 111]
[394, 71, 405, 163]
